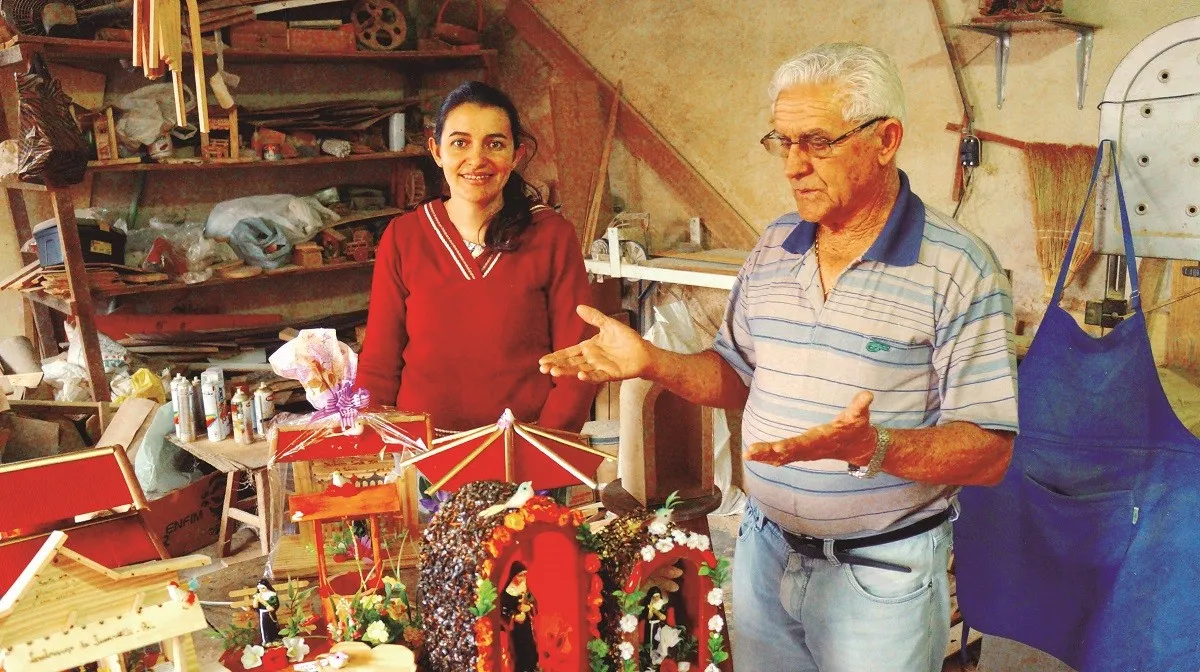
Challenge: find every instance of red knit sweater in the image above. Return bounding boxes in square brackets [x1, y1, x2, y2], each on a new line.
[356, 200, 596, 432]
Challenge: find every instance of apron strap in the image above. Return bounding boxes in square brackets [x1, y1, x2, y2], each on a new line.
[1050, 139, 1141, 312]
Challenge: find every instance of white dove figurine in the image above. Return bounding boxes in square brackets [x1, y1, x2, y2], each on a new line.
[330, 471, 350, 487]
[477, 481, 536, 518]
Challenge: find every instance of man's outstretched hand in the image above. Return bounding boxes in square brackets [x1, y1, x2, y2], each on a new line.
[743, 390, 877, 466]
[539, 305, 653, 384]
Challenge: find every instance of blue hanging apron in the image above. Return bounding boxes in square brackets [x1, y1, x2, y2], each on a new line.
[955, 140, 1200, 672]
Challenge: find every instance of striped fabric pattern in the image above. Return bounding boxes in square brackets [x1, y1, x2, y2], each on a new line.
[714, 172, 1018, 538]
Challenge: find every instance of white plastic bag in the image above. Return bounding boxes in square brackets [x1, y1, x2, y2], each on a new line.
[42, 359, 91, 401]
[134, 404, 199, 496]
[114, 83, 195, 148]
[639, 301, 745, 515]
[205, 194, 340, 244]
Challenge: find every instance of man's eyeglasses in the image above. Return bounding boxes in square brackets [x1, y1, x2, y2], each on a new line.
[760, 116, 888, 159]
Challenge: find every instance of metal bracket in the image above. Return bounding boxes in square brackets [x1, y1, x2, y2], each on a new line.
[955, 17, 1098, 110]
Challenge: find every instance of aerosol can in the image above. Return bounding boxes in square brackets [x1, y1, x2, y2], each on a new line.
[170, 373, 196, 441]
[231, 386, 253, 445]
[253, 382, 275, 436]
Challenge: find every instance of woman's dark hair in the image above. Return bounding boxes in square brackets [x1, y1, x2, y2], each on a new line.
[434, 81, 541, 252]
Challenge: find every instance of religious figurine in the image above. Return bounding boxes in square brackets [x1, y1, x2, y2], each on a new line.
[248, 579, 281, 645]
[499, 563, 538, 672]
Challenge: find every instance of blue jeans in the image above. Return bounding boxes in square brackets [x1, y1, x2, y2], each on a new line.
[732, 501, 953, 671]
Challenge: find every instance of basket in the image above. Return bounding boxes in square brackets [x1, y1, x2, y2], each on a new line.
[433, 0, 482, 46]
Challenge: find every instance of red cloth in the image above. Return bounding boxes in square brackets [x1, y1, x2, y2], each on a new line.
[357, 200, 596, 432]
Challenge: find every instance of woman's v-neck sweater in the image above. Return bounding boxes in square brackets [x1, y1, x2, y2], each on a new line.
[357, 199, 596, 432]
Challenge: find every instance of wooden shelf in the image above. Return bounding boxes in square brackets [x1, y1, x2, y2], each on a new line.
[0, 35, 496, 67]
[94, 259, 375, 299]
[332, 207, 404, 226]
[87, 149, 426, 173]
[21, 288, 72, 314]
[0, 176, 48, 192]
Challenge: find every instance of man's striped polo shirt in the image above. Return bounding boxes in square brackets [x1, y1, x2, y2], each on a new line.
[713, 170, 1019, 538]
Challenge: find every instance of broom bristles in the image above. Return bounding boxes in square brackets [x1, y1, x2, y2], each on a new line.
[1027, 143, 1098, 299]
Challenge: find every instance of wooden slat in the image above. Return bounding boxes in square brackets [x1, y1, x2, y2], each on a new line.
[51, 191, 109, 402]
[506, 0, 757, 250]
[548, 76, 607, 240]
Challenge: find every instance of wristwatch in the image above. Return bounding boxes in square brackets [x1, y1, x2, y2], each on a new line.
[848, 426, 891, 479]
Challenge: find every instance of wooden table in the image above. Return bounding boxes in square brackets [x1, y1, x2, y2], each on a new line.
[166, 435, 275, 557]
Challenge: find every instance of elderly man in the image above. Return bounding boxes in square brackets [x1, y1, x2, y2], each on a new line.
[541, 42, 1018, 671]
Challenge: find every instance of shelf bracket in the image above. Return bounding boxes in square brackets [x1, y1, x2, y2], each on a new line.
[956, 19, 1097, 110]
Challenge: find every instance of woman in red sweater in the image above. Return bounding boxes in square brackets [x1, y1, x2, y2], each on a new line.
[357, 81, 595, 433]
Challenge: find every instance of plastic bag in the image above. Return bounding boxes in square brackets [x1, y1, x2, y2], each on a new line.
[228, 217, 292, 269]
[16, 53, 88, 186]
[205, 194, 340, 244]
[114, 82, 195, 149]
[111, 368, 167, 405]
[65, 320, 130, 374]
[642, 301, 745, 515]
[42, 359, 91, 401]
[134, 404, 199, 496]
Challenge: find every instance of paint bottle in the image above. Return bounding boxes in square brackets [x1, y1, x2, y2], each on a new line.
[253, 382, 275, 437]
[231, 386, 253, 445]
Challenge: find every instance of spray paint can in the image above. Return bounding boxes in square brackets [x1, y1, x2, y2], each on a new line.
[201, 379, 224, 441]
[253, 382, 275, 437]
[191, 377, 205, 435]
[202, 367, 231, 438]
[231, 387, 253, 445]
[170, 374, 197, 442]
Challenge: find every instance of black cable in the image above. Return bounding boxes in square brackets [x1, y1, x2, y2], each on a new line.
[1097, 90, 1200, 108]
[953, 168, 974, 220]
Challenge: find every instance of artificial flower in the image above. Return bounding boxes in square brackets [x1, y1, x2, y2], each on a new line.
[708, 614, 725, 632]
[707, 587, 724, 606]
[648, 519, 668, 536]
[655, 538, 675, 553]
[618, 641, 635, 660]
[687, 533, 711, 552]
[364, 620, 391, 644]
[283, 636, 310, 662]
[672, 529, 689, 545]
[640, 545, 656, 562]
[653, 625, 682, 664]
[678, 663, 691, 672]
[705, 665, 719, 672]
[620, 614, 639, 633]
[240, 645, 265, 669]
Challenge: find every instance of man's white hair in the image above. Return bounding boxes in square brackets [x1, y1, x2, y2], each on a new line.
[768, 42, 906, 124]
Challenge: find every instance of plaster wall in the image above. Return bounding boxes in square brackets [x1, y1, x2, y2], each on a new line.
[511, 0, 1200, 341]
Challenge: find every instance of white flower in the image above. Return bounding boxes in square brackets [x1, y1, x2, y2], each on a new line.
[640, 545, 656, 562]
[705, 665, 719, 672]
[672, 529, 689, 545]
[687, 533, 711, 551]
[363, 620, 390, 644]
[618, 641, 635, 660]
[656, 624, 682, 651]
[707, 587, 724, 606]
[708, 614, 725, 632]
[648, 519, 668, 536]
[678, 664, 691, 672]
[283, 636, 311, 662]
[240, 645, 265, 669]
[655, 537, 674, 553]
[619, 614, 639, 633]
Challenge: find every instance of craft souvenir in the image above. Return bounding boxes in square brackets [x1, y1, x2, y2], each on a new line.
[418, 480, 607, 672]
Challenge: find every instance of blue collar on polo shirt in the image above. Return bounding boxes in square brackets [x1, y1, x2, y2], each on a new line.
[779, 169, 926, 267]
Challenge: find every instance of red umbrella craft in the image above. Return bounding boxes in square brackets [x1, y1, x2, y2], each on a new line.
[397, 409, 613, 493]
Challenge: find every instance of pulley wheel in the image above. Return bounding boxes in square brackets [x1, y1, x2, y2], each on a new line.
[352, 0, 411, 51]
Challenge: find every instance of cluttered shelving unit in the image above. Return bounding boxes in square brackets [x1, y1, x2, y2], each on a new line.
[0, 31, 497, 403]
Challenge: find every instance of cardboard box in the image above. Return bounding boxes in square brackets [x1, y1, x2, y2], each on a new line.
[141, 471, 226, 556]
[230, 21, 289, 51]
[288, 25, 356, 53]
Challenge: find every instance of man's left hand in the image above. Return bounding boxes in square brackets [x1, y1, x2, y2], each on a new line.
[744, 390, 877, 466]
